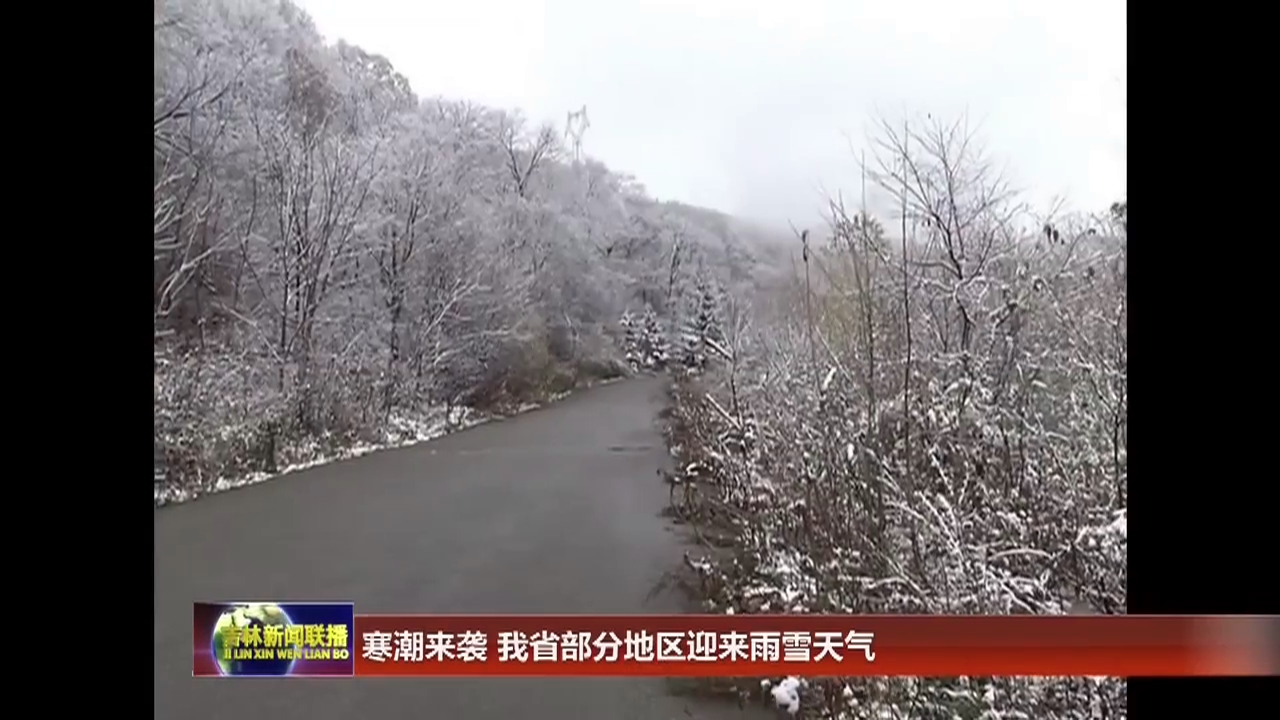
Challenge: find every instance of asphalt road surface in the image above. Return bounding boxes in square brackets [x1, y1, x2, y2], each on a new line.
[155, 376, 775, 720]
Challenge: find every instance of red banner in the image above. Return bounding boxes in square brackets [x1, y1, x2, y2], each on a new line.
[352, 614, 1279, 677]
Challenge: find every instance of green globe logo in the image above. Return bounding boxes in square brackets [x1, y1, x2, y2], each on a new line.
[210, 603, 298, 676]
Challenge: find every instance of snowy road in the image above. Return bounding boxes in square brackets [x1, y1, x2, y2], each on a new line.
[154, 376, 773, 720]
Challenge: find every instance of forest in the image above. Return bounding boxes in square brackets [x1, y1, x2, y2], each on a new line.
[153, 0, 789, 504]
[155, 1, 1127, 717]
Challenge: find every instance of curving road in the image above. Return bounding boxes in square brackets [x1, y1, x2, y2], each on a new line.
[154, 376, 772, 720]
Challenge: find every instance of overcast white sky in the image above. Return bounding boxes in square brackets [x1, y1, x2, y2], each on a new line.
[296, 0, 1126, 228]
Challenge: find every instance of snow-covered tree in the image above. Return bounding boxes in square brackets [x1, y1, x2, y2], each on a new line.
[152, 0, 777, 504]
[678, 272, 724, 370]
[619, 310, 642, 370]
[619, 306, 669, 371]
[625, 306, 669, 371]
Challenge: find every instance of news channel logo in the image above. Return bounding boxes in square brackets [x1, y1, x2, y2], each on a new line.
[193, 602, 355, 677]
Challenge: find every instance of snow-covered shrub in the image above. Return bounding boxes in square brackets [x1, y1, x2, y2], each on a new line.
[660, 118, 1127, 719]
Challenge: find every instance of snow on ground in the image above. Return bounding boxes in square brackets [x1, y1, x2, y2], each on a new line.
[154, 378, 625, 508]
[1074, 506, 1128, 547]
[1109, 508, 1127, 538]
[769, 676, 806, 715]
[154, 405, 485, 507]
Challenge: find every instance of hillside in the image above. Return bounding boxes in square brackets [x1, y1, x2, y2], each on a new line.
[153, 0, 783, 503]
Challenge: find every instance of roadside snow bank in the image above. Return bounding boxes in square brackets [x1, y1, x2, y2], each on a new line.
[154, 405, 484, 507]
[154, 377, 625, 508]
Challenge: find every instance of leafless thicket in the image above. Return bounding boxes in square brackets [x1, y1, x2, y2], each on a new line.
[153, 0, 777, 504]
[664, 116, 1127, 719]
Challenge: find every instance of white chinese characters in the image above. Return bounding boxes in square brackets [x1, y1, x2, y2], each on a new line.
[360, 629, 875, 664]
[360, 630, 488, 663]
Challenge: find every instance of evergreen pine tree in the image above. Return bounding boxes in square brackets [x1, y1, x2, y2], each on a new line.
[620, 310, 641, 370]
[640, 306, 669, 370]
[681, 274, 723, 370]
[679, 322, 699, 369]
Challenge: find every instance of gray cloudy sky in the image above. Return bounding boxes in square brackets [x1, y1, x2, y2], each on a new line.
[296, 0, 1126, 228]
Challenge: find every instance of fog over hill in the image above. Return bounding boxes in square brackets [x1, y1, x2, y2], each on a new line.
[292, 0, 1126, 229]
